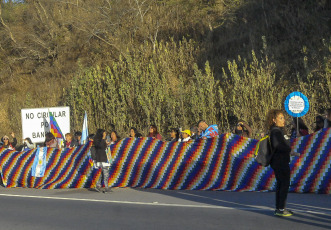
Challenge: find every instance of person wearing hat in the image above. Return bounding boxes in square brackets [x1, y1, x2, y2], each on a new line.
[0, 132, 17, 150]
[314, 115, 325, 132]
[181, 130, 192, 142]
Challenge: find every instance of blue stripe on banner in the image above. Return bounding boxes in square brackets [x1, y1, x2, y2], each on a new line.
[158, 141, 185, 189]
[111, 138, 134, 187]
[31, 147, 40, 177]
[180, 140, 202, 190]
[154, 141, 180, 189]
[191, 137, 214, 190]
[142, 139, 165, 188]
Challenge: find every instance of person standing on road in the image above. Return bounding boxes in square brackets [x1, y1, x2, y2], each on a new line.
[94, 129, 111, 193]
[266, 109, 294, 217]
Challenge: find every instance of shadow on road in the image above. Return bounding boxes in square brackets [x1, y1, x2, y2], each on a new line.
[134, 188, 331, 229]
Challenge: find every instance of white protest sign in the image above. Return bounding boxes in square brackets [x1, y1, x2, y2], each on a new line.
[21, 107, 70, 143]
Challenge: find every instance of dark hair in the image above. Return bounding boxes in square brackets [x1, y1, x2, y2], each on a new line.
[111, 130, 120, 141]
[45, 132, 55, 143]
[24, 137, 33, 145]
[149, 125, 158, 137]
[88, 134, 95, 139]
[190, 126, 198, 134]
[292, 117, 309, 131]
[315, 115, 324, 122]
[1, 136, 9, 143]
[314, 115, 324, 132]
[74, 131, 82, 137]
[130, 127, 138, 137]
[265, 109, 284, 130]
[170, 128, 180, 141]
[93, 129, 105, 145]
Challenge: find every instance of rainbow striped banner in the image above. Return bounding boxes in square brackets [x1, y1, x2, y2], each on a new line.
[0, 129, 330, 193]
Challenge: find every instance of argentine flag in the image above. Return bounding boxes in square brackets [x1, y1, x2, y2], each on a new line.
[81, 111, 89, 145]
[31, 146, 47, 177]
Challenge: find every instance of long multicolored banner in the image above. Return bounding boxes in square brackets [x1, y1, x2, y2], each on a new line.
[0, 128, 330, 193]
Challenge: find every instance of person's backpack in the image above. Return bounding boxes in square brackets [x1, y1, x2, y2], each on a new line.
[254, 135, 274, 166]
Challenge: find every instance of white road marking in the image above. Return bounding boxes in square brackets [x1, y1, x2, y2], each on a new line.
[0, 193, 270, 210]
[0, 193, 330, 215]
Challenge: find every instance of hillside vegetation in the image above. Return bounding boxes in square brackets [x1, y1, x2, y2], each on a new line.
[0, 0, 330, 139]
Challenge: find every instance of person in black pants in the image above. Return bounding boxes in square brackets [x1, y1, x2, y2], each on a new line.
[93, 129, 111, 193]
[266, 109, 293, 217]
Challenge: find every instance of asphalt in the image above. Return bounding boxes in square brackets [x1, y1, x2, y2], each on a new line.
[0, 186, 330, 230]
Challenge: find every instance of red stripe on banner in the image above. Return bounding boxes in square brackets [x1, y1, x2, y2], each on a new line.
[141, 140, 168, 188]
[131, 139, 150, 187]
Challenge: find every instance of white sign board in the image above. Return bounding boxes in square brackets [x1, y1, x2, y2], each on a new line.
[288, 96, 305, 113]
[21, 107, 70, 143]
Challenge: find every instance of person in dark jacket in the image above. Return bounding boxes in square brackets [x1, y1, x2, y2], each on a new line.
[64, 133, 79, 148]
[74, 131, 82, 146]
[93, 129, 111, 193]
[266, 109, 294, 217]
[88, 134, 96, 162]
[324, 108, 331, 128]
[16, 137, 34, 151]
[314, 115, 324, 132]
[44, 132, 59, 148]
[0, 132, 17, 150]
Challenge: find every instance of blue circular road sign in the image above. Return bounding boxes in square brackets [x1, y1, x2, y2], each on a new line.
[284, 92, 309, 117]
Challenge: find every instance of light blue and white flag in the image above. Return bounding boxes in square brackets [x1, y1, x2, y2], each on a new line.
[81, 111, 89, 145]
[31, 146, 47, 177]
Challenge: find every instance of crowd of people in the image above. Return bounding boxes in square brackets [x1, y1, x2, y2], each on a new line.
[1, 109, 330, 151]
[0, 108, 330, 216]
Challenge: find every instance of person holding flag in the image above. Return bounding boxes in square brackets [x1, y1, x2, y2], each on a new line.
[48, 111, 64, 148]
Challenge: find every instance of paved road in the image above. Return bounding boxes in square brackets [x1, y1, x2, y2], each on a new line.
[0, 186, 330, 230]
